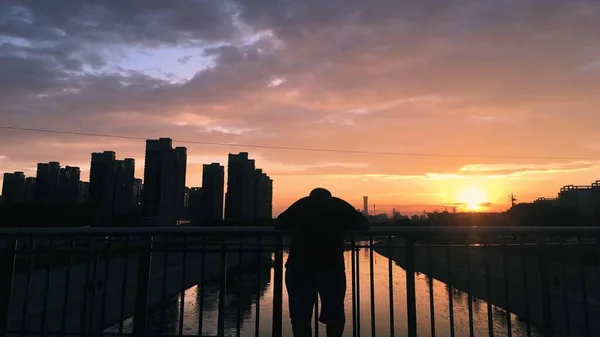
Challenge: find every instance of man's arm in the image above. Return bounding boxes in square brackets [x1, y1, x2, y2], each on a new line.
[275, 198, 308, 230]
[275, 213, 290, 229]
[352, 211, 370, 230]
[333, 197, 370, 230]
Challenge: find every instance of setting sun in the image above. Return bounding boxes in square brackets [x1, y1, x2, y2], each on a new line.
[457, 187, 488, 211]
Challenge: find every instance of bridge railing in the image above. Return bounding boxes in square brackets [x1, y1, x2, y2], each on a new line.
[0, 226, 599, 337]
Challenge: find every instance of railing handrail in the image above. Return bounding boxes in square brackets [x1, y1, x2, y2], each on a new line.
[0, 225, 599, 237]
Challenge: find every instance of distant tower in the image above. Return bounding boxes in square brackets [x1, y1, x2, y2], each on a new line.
[363, 196, 369, 216]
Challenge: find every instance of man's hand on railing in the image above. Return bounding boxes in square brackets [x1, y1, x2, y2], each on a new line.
[353, 215, 370, 230]
[274, 218, 287, 230]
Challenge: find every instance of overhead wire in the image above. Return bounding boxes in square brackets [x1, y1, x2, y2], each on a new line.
[0, 125, 596, 161]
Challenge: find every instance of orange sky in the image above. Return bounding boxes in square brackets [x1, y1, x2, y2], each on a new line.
[1, 1, 600, 215]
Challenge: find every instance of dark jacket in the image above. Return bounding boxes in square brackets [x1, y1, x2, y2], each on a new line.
[276, 196, 369, 271]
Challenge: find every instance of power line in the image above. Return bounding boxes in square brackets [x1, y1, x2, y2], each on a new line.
[0, 124, 597, 161]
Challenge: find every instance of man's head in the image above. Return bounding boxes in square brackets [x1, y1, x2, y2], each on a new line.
[309, 188, 332, 201]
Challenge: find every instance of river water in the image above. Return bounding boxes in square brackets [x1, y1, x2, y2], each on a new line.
[113, 246, 542, 336]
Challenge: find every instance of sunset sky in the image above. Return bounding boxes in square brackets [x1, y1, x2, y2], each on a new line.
[1, 0, 600, 215]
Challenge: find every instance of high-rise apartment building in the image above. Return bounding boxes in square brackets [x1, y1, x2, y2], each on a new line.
[78, 181, 90, 203]
[254, 169, 273, 220]
[90, 152, 136, 223]
[1, 172, 25, 203]
[133, 178, 142, 213]
[201, 163, 224, 222]
[174, 147, 187, 219]
[113, 158, 135, 216]
[142, 138, 187, 223]
[35, 162, 60, 202]
[24, 177, 36, 202]
[58, 166, 81, 203]
[90, 151, 117, 220]
[225, 153, 256, 220]
[187, 187, 203, 223]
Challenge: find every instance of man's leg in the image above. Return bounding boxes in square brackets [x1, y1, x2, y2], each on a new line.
[285, 269, 316, 337]
[317, 269, 347, 337]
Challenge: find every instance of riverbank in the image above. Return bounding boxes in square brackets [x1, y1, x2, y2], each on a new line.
[375, 237, 600, 335]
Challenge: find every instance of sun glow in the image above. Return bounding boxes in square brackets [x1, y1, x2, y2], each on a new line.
[457, 187, 488, 211]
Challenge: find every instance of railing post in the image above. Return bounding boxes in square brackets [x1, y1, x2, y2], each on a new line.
[218, 237, 228, 337]
[484, 243, 494, 337]
[405, 236, 417, 337]
[254, 235, 262, 337]
[0, 238, 17, 337]
[133, 236, 153, 337]
[536, 236, 553, 336]
[387, 235, 395, 337]
[355, 236, 361, 337]
[351, 236, 357, 337]
[272, 233, 283, 337]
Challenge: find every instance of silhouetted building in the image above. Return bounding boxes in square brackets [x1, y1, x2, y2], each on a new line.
[24, 177, 36, 202]
[174, 147, 187, 219]
[35, 162, 60, 202]
[201, 163, 225, 222]
[184, 187, 190, 209]
[534, 197, 558, 205]
[78, 181, 89, 203]
[391, 209, 408, 220]
[90, 152, 136, 223]
[90, 151, 117, 220]
[558, 182, 600, 217]
[188, 187, 203, 223]
[113, 158, 135, 216]
[58, 166, 81, 203]
[1, 172, 25, 203]
[254, 169, 273, 220]
[142, 138, 187, 224]
[133, 178, 142, 213]
[225, 152, 256, 221]
[363, 196, 369, 216]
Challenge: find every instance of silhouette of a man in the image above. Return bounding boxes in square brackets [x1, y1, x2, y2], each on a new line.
[276, 188, 369, 337]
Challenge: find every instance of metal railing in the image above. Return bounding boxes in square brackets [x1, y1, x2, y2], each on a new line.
[1, 226, 599, 337]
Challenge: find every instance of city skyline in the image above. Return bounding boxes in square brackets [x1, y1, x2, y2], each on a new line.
[2, 1, 600, 214]
[0, 139, 275, 221]
[3, 140, 600, 215]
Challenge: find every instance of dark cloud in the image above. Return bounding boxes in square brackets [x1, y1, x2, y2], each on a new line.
[1, 0, 237, 45]
[1, 0, 600, 210]
[0, 54, 63, 98]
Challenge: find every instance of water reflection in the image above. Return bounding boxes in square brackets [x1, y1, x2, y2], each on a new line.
[110, 247, 542, 336]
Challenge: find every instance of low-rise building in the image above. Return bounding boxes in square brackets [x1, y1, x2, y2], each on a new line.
[558, 183, 600, 217]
